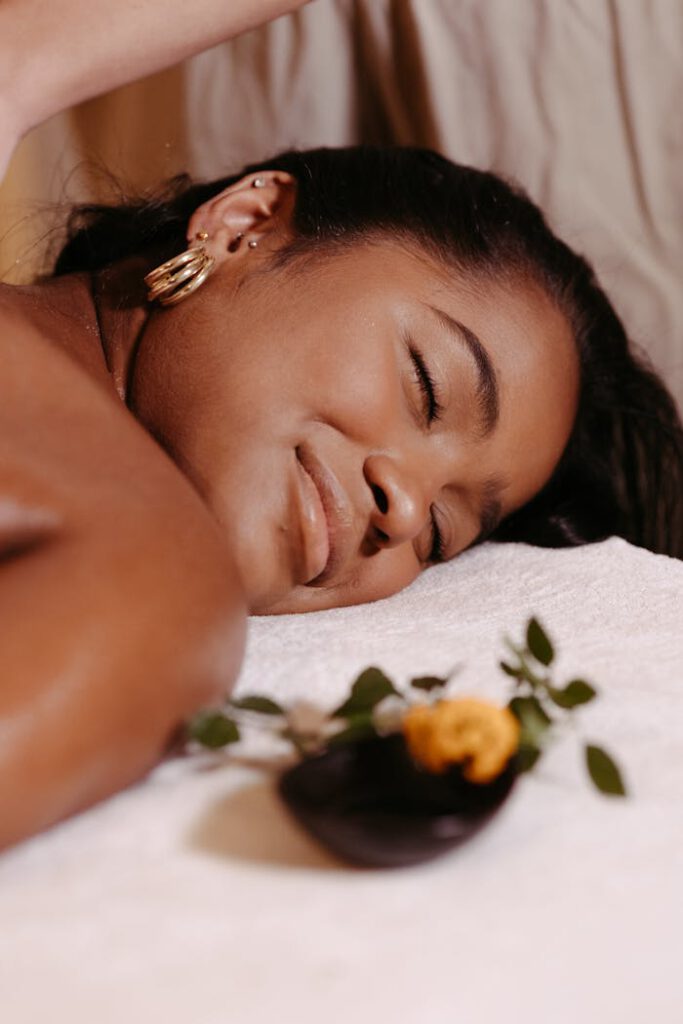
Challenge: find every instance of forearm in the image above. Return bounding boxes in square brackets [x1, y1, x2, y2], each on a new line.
[0, 0, 311, 148]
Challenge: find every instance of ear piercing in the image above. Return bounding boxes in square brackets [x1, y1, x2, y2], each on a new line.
[230, 233, 258, 251]
[145, 231, 215, 306]
[241, 176, 266, 243]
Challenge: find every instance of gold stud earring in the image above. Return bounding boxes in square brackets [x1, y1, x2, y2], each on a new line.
[144, 231, 215, 307]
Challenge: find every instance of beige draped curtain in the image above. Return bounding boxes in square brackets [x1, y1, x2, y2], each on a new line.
[2, 0, 681, 406]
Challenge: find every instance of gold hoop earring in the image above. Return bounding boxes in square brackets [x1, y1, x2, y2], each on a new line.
[144, 233, 215, 307]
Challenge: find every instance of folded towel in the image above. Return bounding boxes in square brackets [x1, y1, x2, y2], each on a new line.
[1, 538, 681, 1024]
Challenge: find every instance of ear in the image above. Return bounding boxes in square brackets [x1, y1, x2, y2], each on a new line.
[186, 171, 297, 267]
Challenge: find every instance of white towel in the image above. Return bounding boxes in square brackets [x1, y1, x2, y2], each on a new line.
[1, 538, 682, 1023]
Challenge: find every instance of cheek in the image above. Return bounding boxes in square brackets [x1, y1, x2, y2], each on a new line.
[309, 345, 400, 444]
[346, 547, 422, 605]
[269, 295, 399, 428]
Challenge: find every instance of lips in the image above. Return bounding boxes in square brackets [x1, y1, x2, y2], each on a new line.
[294, 453, 330, 583]
[294, 444, 351, 586]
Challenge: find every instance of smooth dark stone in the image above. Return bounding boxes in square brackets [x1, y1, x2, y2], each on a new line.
[278, 734, 517, 868]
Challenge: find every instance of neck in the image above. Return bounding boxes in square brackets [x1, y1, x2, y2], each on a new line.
[91, 257, 151, 401]
[0, 273, 107, 382]
[0, 262, 150, 402]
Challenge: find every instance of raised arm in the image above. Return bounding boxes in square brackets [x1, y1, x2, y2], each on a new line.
[0, 0, 312, 179]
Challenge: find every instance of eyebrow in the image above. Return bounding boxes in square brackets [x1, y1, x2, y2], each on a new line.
[427, 305, 500, 437]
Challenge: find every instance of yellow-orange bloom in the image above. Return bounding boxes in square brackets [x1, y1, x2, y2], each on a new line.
[402, 698, 520, 783]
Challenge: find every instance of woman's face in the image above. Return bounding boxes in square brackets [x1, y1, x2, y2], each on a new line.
[132, 233, 579, 614]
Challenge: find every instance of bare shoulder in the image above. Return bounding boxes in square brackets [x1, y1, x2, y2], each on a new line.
[0, 292, 247, 847]
[0, 289, 225, 564]
[0, 286, 247, 665]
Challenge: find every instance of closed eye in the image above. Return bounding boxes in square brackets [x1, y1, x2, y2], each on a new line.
[409, 345, 443, 425]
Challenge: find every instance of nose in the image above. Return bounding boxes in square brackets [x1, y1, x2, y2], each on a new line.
[363, 453, 429, 548]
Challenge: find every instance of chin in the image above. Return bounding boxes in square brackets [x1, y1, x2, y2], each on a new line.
[249, 581, 312, 616]
[244, 576, 289, 616]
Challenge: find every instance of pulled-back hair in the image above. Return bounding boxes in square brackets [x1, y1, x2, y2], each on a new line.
[54, 145, 683, 559]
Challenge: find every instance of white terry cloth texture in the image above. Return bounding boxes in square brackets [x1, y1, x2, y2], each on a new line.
[1, 537, 682, 1024]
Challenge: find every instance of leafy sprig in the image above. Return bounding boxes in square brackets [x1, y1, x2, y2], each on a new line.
[187, 665, 452, 756]
[187, 617, 626, 797]
[501, 617, 626, 795]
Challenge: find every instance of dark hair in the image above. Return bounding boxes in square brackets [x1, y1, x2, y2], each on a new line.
[53, 145, 683, 559]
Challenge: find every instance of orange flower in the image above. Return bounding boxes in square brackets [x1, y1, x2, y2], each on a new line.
[402, 698, 520, 783]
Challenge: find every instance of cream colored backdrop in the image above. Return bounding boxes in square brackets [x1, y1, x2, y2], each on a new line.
[1, 0, 681, 406]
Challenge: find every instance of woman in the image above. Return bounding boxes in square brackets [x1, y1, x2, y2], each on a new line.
[2, 142, 681, 849]
[1, 3, 682, 849]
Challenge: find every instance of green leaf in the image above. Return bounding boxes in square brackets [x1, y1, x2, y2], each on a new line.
[526, 617, 555, 666]
[230, 695, 285, 716]
[499, 660, 523, 679]
[188, 711, 240, 749]
[585, 744, 627, 796]
[327, 712, 378, 747]
[548, 679, 597, 710]
[410, 675, 448, 692]
[509, 695, 552, 747]
[332, 667, 399, 717]
[516, 743, 542, 773]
